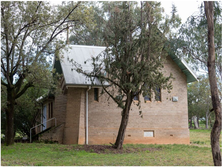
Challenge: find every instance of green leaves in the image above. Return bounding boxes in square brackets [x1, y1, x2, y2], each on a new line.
[176, 2, 222, 81]
[72, 1, 174, 110]
[1, 1, 92, 144]
[1, 1, 91, 96]
[187, 75, 212, 119]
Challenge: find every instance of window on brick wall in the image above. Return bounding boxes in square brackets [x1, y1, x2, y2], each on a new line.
[144, 95, 151, 102]
[94, 88, 99, 101]
[48, 102, 53, 118]
[155, 87, 161, 101]
[143, 84, 151, 102]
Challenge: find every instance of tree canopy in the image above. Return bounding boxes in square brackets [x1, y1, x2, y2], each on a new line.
[187, 75, 212, 128]
[1, 1, 94, 145]
[71, 1, 182, 149]
[69, 1, 105, 46]
[176, 2, 222, 82]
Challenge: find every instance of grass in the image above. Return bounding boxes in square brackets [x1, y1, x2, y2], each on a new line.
[190, 129, 212, 146]
[1, 129, 219, 166]
[190, 128, 222, 147]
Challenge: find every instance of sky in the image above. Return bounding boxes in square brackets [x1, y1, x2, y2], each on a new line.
[160, 0, 207, 76]
[160, 1, 202, 23]
[161, 1, 221, 24]
[51, 0, 203, 24]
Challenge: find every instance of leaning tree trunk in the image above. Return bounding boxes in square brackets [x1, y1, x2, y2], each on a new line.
[5, 88, 16, 146]
[114, 93, 133, 149]
[204, 2, 222, 166]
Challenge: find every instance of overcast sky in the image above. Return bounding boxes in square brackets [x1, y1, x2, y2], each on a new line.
[52, 0, 203, 23]
[160, 0, 202, 23]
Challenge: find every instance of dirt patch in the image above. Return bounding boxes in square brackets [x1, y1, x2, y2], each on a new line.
[74, 145, 162, 154]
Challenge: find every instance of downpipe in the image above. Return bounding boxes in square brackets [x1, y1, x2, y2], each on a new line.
[85, 86, 91, 145]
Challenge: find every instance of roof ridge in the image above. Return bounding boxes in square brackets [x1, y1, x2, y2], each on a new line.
[68, 45, 106, 49]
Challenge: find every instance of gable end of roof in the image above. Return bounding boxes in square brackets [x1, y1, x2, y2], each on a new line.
[169, 53, 198, 83]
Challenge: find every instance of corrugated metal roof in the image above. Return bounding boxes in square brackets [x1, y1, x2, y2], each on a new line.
[55, 45, 197, 87]
[59, 45, 107, 86]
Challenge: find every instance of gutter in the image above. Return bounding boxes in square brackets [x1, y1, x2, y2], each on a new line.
[180, 59, 198, 83]
[85, 86, 91, 145]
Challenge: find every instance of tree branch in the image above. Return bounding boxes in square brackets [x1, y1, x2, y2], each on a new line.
[15, 82, 34, 99]
[49, 2, 81, 42]
[1, 79, 7, 87]
[14, 73, 26, 95]
[12, 24, 33, 76]
[1, 59, 7, 74]
[8, 2, 43, 58]
[101, 84, 124, 109]
[35, 2, 81, 61]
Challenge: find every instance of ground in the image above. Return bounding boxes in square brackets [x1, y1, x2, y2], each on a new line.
[1, 129, 220, 166]
[74, 144, 161, 154]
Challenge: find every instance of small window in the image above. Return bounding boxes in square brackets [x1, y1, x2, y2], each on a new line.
[144, 95, 151, 102]
[94, 88, 99, 101]
[155, 87, 161, 101]
[143, 84, 151, 102]
[144, 130, 154, 137]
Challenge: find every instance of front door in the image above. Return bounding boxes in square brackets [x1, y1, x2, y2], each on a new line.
[42, 105, 47, 131]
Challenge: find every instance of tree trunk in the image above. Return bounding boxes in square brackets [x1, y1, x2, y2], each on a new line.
[189, 118, 193, 129]
[206, 109, 211, 129]
[206, 112, 209, 129]
[211, 111, 222, 166]
[114, 93, 132, 149]
[206, 101, 210, 129]
[204, 2, 222, 166]
[197, 116, 200, 128]
[5, 89, 16, 146]
[193, 116, 199, 129]
[209, 114, 212, 128]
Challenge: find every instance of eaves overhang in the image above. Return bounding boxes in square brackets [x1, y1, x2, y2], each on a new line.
[169, 53, 198, 83]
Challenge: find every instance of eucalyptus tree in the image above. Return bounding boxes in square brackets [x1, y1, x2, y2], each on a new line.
[204, 1, 221, 166]
[73, 1, 181, 149]
[69, 1, 106, 46]
[1, 85, 47, 138]
[177, 2, 222, 82]
[1, 1, 94, 146]
[175, 2, 221, 165]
